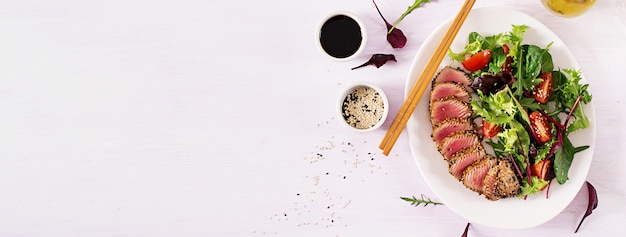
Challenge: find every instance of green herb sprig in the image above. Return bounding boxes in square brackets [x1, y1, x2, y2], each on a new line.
[388, 0, 431, 34]
[400, 194, 444, 207]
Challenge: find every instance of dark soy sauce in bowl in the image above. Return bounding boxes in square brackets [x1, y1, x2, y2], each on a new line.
[317, 12, 366, 61]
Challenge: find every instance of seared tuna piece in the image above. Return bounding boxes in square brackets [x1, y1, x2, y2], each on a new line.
[483, 160, 521, 201]
[433, 66, 473, 91]
[431, 117, 475, 145]
[430, 82, 471, 104]
[448, 145, 486, 179]
[462, 155, 498, 194]
[438, 130, 480, 160]
[429, 97, 472, 125]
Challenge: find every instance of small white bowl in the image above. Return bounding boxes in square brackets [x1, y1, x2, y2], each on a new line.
[337, 82, 389, 132]
[316, 11, 367, 62]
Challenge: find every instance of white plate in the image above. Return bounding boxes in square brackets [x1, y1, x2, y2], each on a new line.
[405, 7, 596, 229]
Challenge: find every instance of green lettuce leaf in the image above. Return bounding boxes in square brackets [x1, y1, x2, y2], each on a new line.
[448, 40, 483, 61]
[448, 24, 529, 63]
[518, 176, 550, 198]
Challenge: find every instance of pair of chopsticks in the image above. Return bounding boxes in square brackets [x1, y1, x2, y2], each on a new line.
[379, 0, 476, 156]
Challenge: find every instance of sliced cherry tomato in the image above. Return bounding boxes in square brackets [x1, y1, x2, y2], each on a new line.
[502, 44, 510, 55]
[531, 159, 552, 180]
[531, 160, 552, 190]
[533, 72, 553, 104]
[481, 120, 501, 138]
[462, 49, 492, 72]
[529, 111, 552, 143]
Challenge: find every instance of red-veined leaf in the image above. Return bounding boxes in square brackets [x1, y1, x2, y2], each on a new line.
[575, 181, 598, 233]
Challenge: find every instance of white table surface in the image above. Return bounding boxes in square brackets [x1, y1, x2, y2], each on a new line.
[1, 0, 625, 236]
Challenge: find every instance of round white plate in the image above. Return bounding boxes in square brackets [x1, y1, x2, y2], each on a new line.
[405, 7, 596, 229]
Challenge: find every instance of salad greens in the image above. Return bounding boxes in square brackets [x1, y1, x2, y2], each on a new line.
[448, 25, 527, 68]
[449, 25, 592, 198]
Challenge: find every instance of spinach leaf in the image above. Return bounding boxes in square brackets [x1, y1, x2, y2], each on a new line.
[469, 32, 486, 46]
[553, 136, 572, 184]
[512, 44, 551, 97]
[554, 136, 590, 184]
[523, 45, 544, 80]
[541, 43, 554, 73]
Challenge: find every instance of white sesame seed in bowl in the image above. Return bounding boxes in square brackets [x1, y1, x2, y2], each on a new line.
[337, 82, 389, 132]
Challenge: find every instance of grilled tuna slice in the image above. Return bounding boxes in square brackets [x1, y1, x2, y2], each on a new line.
[430, 82, 471, 104]
[438, 130, 480, 160]
[448, 145, 486, 179]
[462, 155, 498, 194]
[429, 97, 472, 125]
[431, 117, 475, 145]
[433, 66, 473, 90]
[483, 160, 521, 201]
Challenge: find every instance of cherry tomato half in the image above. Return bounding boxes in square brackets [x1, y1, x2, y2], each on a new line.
[533, 72, 553, 104]
[529, 111, 552, 143]
[462, 49, 492, 71]
[481, 120, 501, 138]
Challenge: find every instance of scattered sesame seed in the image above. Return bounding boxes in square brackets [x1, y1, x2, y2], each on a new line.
[272, 137, 392, 230]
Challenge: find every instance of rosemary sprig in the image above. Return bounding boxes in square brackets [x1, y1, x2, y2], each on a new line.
[400, 194, 444, 207]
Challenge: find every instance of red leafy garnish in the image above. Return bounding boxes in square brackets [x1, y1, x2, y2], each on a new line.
[509, 154, 524, 180]
[515, 131, 532, 186]
[461, 223, 470, 237]
[564, 95, 583, 127]
[372, 0, 407, 48]
[575, 181, 598, 233]
[351, 54, 397, 70]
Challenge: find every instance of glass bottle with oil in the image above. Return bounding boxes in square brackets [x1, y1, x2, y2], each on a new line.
[541, 0, 596, 17]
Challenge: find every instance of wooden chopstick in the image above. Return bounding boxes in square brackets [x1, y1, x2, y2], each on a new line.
[379, 0, 476, 156]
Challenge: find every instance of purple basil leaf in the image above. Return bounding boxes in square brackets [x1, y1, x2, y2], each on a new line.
[351, 54, 397, 70]
[461, 223, 470, 237]
[372, 0, 408, 48]
[575, 181, 598, 233]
